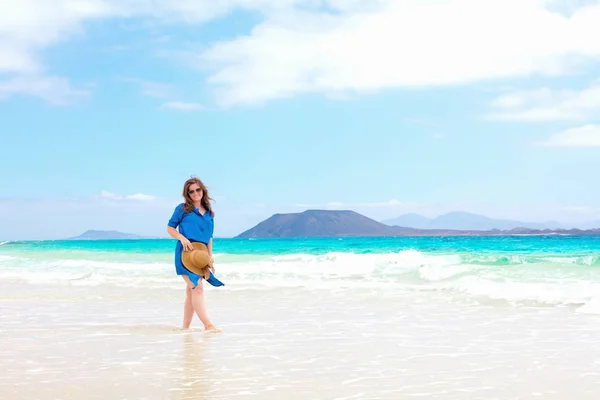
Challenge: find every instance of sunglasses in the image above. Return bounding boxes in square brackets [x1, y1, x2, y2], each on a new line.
[188, 188, 202, 195]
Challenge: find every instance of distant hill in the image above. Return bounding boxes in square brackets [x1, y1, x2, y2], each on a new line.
[382, 213, 432, 229]
[382, 211, 564, 230]
[237, 210, 600, 238]
[236, 209, 397, 238]
[68, 230, 145, 240]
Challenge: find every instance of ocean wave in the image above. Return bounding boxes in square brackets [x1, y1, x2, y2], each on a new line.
[2, 249, 600, 313]
[461, 254, 600, 266]
[432, 276, 600, 307]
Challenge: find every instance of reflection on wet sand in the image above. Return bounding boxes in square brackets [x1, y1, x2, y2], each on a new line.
[173, 333, 213, 400]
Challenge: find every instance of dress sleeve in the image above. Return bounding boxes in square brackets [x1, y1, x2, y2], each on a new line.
[210, 215, 215, 238]
[168, 204, 184, 228]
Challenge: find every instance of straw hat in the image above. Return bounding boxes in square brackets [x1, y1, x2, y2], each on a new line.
[181, 242, 211, 278]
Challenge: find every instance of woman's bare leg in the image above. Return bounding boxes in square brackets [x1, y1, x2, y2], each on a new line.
[182, 276, 220, 332]
[182, 284, 194, 329]
[191, 281, 220, 331]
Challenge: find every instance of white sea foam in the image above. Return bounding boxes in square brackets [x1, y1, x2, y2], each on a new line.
[541, 255, 599, 266]
[2, 249, 600, 313]
[438, 276, 600, 306]
[575, 297, 600, 315]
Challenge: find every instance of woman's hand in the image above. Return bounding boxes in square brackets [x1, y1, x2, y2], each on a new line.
[208, 257, 215, 273]
[180, 236, 194, 251]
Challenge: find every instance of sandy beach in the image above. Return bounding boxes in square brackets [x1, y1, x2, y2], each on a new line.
[3, 280, 600, 399]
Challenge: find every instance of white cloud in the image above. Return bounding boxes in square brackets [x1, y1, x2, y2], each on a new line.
[126, 193, 156, 201]
[3, 0, 600, 105]
[0, 0, 296, 75]
[118, 77, 178, 99]
[0, 0, 112, 74]
[0, 0, 109, 103]
[295, 199, 414, 208]
[100, 190, 122, 200]
[486, 83, 600, 121]
[106, 0, 300, 22]
[100, 190, 157, 201]
[563, 205, 597, 214]
[0, 75, 89, 105]
[0, 0, 600, 106]
[160, 101, 207, 111]
[536, 124, 600, 147]
[0, 43, 37, 72]
[199, 0, 600, 105]
[0, 0, 169, 103]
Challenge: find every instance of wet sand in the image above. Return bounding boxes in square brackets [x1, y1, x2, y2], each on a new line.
[2, 283, 600, 399]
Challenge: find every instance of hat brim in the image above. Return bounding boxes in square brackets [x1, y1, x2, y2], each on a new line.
[181, 242, 211, 277]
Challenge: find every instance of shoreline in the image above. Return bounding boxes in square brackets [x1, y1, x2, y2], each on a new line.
[3, 282, 600, 399]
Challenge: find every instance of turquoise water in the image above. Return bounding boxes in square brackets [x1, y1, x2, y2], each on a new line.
[2, 236, 600, 312]
[2, 236, 600, 266]
[3, 235, 600, 255]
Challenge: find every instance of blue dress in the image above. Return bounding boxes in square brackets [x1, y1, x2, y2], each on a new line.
[168, 203, 224, 288]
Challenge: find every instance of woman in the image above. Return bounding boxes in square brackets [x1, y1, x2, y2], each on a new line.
[167, 177, 221, 332]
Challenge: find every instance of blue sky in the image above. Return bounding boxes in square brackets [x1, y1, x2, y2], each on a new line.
[2, 0, 600, 240]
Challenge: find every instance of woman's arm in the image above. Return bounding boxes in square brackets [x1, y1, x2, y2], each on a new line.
[167, 226, 193, 251]
[167, 226, 183, 241]
[208, 238, 215, 272]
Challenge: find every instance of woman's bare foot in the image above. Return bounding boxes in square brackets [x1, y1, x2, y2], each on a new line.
[204, 324, 221, 333]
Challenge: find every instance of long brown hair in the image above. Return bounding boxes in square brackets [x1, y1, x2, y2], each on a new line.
[182, 177, 214, 216]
